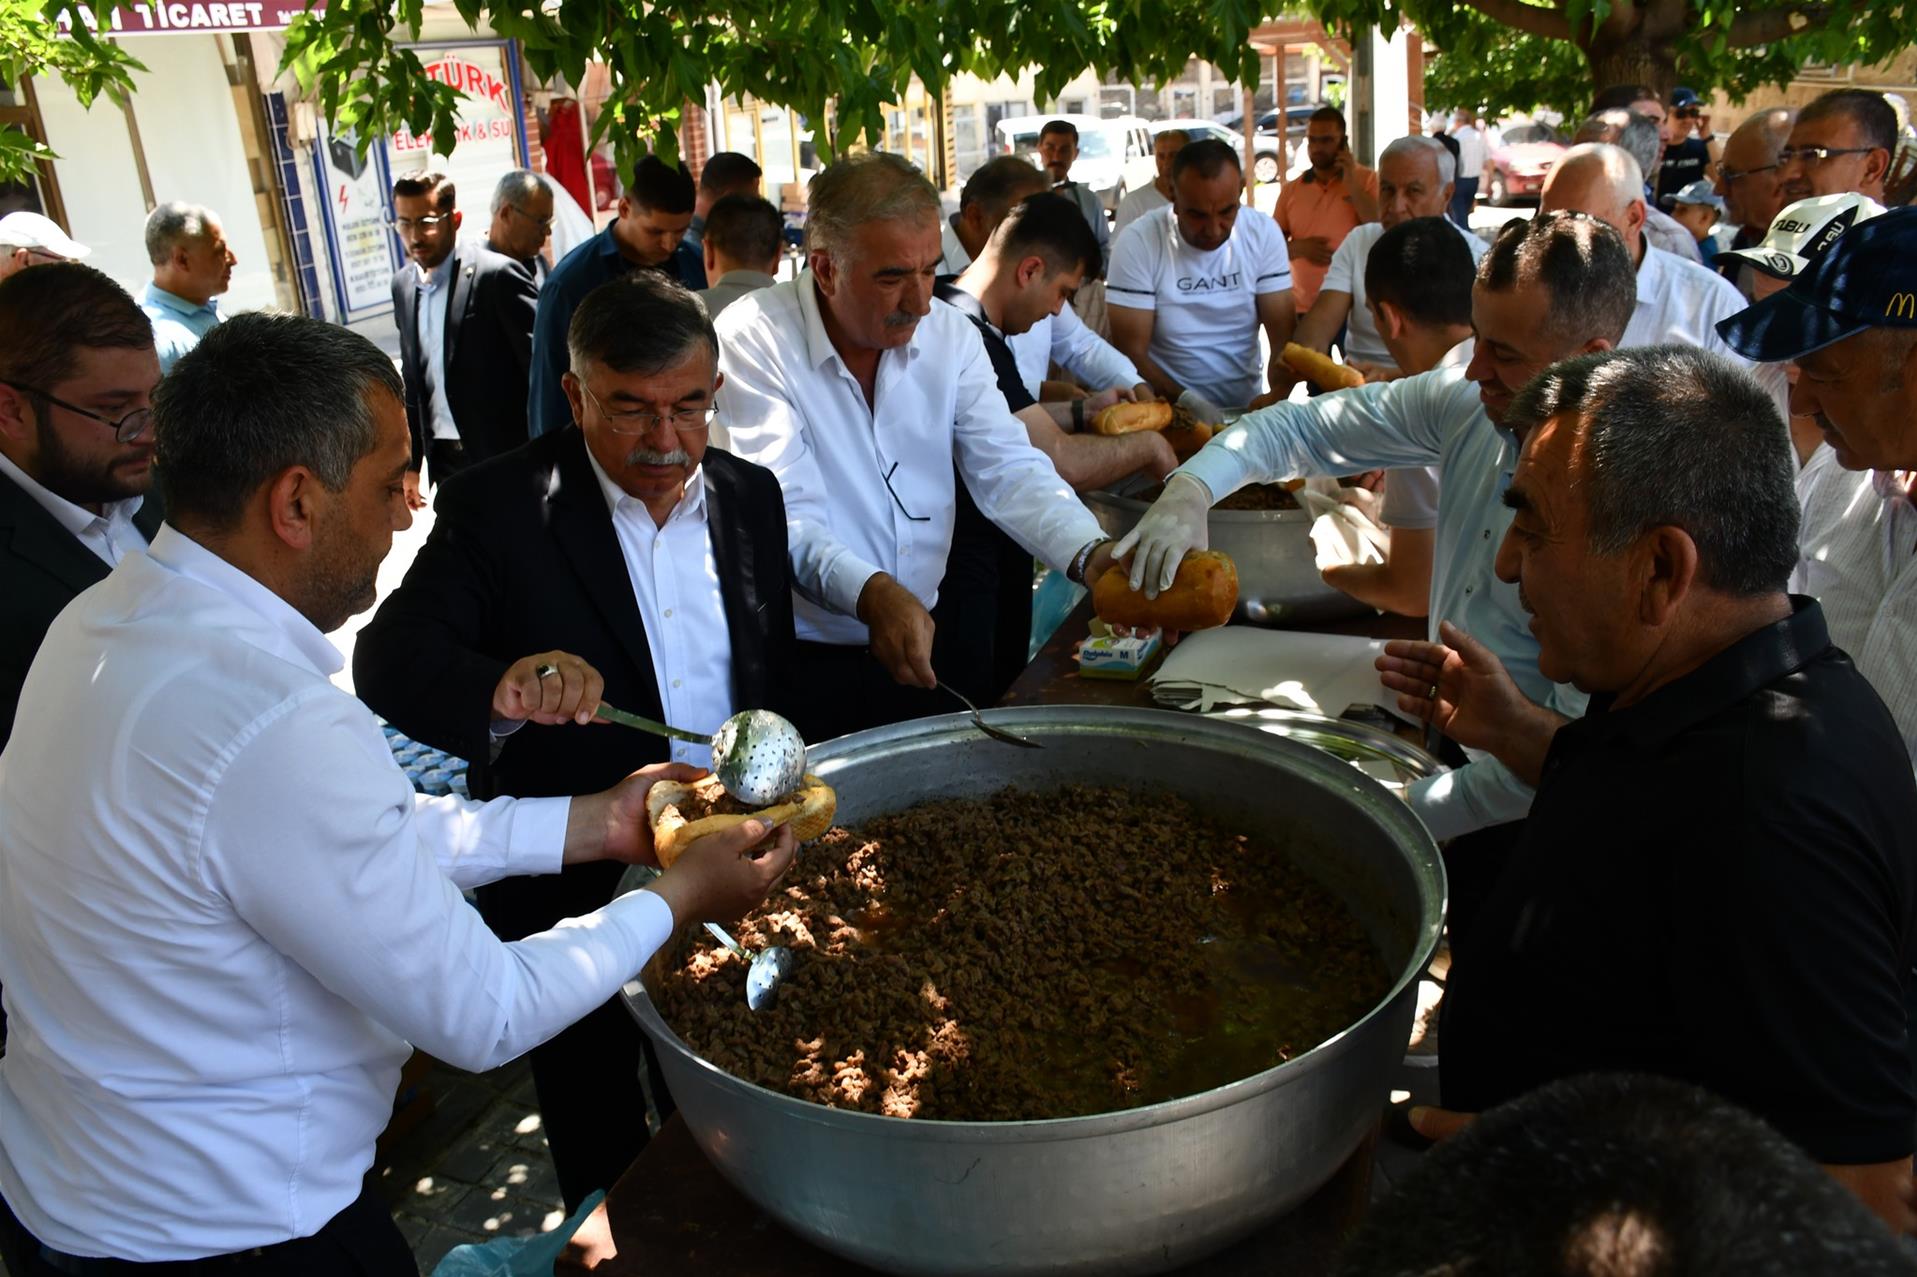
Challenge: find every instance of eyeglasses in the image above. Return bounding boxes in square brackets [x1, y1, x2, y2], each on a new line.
[1777, 145, 1878, 166]
[1, 379, 153, 442]
[579, 382, 716, 436]
[384, 213, 453, 233]
[880, 460, 931, 523]
[1719, 162, 1779, 184]
[505, 205, 554, 234]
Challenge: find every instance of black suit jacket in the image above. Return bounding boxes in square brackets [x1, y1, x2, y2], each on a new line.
[353, 428, 797, 809]
[0, 470, 163, 748]
[391, 242, 539, 468]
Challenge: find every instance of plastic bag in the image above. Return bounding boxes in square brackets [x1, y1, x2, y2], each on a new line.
[430, 1190, 605, 1276]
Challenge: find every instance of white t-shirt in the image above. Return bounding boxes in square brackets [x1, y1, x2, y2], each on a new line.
[1322, 219, 1487, 368]
[1453, 125, 1486, 176]
[1106, 205, 1292, 408]
[1112, 184, 1170, 239]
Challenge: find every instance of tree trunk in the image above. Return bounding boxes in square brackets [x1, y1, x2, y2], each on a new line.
[1583, 32, 1679, 99]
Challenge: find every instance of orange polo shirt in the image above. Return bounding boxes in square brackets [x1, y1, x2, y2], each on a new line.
[1273, 167, 1379, 313]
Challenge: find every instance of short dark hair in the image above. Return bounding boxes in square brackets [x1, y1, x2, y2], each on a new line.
[153, 313, 402, 531]
[568, 271, 717, 378]
[1480, 211, 1636, 347]
[1364, 217, 1475, 329]
[1339, 1074, 1914, 1277]
[991, 191, 1102, 280]
[1592, 83, 1660, 113]
[1171, 137, 1242, 183]
[703, 194, 783, 267]
[699, 151, 762, 196]
[1506, 346, 1799, 596]
[0, 262, 152, 392]
[1798, 88, 1899, 157]
[958, 155, 1051, 215]
[392, 169, 455, 214]
[1307, 106, 1347, 137]
[1038, 119, 1078, 144]
[626, 155, 697, 215]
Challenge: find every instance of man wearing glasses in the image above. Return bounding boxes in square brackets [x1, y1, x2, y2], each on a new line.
[485, 168, 555, 287]
[1780, 88, 1897, 205]
[387, 169, 538, 504]
[0, 212, 89, 282]
[353, 271, 795, 1210]
[0, 263, 160, 755]
[1713, 107, 1795, 299]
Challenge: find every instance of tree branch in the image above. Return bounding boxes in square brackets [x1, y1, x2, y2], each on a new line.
[1457, 0, 1574, 41]
[1726, 4, 1835, 46]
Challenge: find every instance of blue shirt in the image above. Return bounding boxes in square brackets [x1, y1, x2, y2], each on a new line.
[140, 283, 222, 373]
[1178, 365, 1589, 840]
[527, 226, 706, 437]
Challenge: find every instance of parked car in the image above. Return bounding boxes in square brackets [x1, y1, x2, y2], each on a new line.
[1485, 120, 1567, 204]
[1250, 105, 1321, 183]
[1150, 117, 1247, 164]
[993, 113, 1155, 212]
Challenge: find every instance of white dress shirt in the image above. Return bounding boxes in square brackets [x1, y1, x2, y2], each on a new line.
[0, 525, 674, 1260]
[1453, 125, 1487, 177]
[1624, 243, 1789, 418]
[1321, 220, 1487, 369]
[939, 215, 973, 276]
[1112, 183, 1170, 239]
[714, 274, 1103, 644]
[1378, 339, 1475, 532]
[1107, 204, 1293, 407]
[1179, 365, 1588, 839]
[584, 450, 736, 762]
[415, 254, 460, 441]
[0, 450, 148, 567]
[1007, 301, 1144, 400]
[1791, 466, 1917, 768]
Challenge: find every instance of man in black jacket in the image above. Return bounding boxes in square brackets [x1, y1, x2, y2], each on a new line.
[0, 263, 163, 752]
[389, 169, 538, 503]
[353, 271, 796, 1211]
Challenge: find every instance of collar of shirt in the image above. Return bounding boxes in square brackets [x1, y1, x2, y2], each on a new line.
[142, 282, 218, 323]
[1560, 595, 1828, 757]
[1438, 337, 1475, 371]
[715, 269, 779, 292]
[581, 440, 707, 530]
[0, 449, 143, 545]
[144, 523, 344, 678]
[414, 251, 455, 292]
[798, 269, 923, 373]
[1872, 468, 1917, 507]
[1634, 240, 1669, 305]
[933, 280, 995, 332]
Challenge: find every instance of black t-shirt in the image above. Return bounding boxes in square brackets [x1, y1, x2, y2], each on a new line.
[1440, 598, 1917, 1165]
[1432, 131, 1461, 169]
[1657, 136, 1712, 202]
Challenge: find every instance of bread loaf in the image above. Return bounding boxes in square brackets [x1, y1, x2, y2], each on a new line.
[1280, 343, 1365, 392]
[1161, 418, 1213, 461]
[646, 773, 837, 869]
[1093, 550, 1238, 631]
[1091, 400, 1175, 436]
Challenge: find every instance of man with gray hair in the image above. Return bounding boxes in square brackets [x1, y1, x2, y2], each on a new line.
[1374, 346, 1917, 1234]
[0, 310, 796, 1269]
[139, 200, 234, 372]
[357, 270, 797, 1209]
[487, 168, 554, 285]
[1572, 110, 1703, 262]
[715, 151, 1118, 739]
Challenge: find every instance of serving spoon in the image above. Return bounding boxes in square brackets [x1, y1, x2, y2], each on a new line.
[937, 682, 1043, 749]
[594, 703, 807, 805]
[702, 921, 794, 1012]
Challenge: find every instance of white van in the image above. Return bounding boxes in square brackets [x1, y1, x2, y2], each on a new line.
[992, 113, 1156, 212]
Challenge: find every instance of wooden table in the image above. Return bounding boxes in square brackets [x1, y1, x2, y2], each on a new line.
[559, 1115, 1378, 1275]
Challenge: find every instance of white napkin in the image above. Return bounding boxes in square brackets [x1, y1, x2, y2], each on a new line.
[1148, 627, 1401, 718]
[1293, 478, 1391, 570]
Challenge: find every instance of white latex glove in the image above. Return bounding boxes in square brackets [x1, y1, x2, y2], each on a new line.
[1176, 387, 1228, 425]
[1111, 472, 1213, 597]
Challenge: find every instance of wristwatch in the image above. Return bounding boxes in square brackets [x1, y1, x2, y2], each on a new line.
[1066, 537, 1113, 585]
[1071, 397, 1087, 431]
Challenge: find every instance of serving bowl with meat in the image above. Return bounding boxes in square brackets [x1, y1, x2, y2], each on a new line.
[618, 707, 1444, 1275]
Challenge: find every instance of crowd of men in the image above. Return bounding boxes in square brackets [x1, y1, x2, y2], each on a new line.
[0, 75, 1916, 1273]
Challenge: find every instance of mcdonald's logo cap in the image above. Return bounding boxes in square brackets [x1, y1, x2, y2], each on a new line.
[1719, 206, 1917, 363]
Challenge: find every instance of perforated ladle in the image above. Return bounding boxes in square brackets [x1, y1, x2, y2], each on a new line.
[593, 704, 807, 805]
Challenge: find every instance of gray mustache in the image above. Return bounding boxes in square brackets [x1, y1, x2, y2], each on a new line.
[626, 447, 692, 466]
[884, 310, 918, 329]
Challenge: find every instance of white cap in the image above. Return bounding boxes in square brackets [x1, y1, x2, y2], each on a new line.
[1719, 192, 1887, 281]
[0, 211, 90, 260]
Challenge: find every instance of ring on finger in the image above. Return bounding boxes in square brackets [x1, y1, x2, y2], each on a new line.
[535, 663, 560, 681]
[1428, 683, 1439, 701]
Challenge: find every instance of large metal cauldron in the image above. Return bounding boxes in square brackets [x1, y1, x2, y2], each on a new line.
[1084, 478, 1373, 627]
[620, 706, 1444, 1276]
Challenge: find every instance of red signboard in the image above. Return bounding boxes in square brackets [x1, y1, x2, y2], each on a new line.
[59, 1, 323, 36]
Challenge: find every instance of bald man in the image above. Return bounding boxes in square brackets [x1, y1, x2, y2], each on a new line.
[1540, 143, 1787, 418]
[1715, 108, 1795, 299]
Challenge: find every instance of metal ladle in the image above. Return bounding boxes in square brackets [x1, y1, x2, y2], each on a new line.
[937, 682, 1042, 749]
[703, 921, 793, 1012]
[594, 703, 807, 804]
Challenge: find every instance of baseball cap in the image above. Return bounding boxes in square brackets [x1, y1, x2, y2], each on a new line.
[1670, 87, 1701, 110]
[1718, 193, 1886, 281]
[1718, 205, 1917, 363]
[0, 211, 89, 260]
[1668, 180, 1725, 213]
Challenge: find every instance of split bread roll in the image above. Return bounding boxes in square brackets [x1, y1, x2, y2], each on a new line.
[1091, 401, 1175, 436]
[1161, 418, 1213, 461]
[1281, 343, 1365, 392]
[1093, 550, 1239, 631]
[646, 773, 837, 870]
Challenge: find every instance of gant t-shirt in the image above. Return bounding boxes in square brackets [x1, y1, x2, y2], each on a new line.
[1107, 205, 1292, 408]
